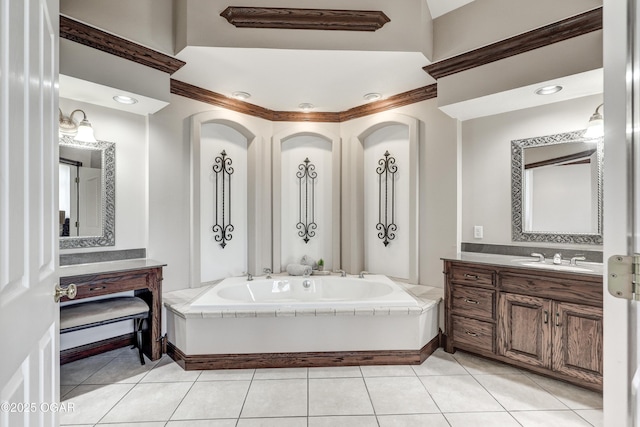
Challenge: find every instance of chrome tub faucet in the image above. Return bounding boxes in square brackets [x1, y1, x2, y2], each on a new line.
[570, 255, 586, 265]
[553, 253, 562, 265]
[335, 269, 347, 277]
[359, 271, 369, 278]
[263, 267, 272, 279]
[531, 253, 545, 262]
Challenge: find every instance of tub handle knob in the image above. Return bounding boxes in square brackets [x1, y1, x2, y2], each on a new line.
[263, 268, 272, 279]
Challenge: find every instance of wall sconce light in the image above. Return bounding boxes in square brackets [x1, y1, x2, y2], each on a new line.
[584, 103, 604, 139]
[59, 108, 97, 142]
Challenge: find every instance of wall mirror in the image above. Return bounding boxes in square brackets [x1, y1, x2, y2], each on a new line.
[59, 135, 115, 249]
[511, 130, 603, 245]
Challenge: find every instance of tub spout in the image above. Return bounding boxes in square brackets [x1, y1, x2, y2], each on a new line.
[335, 269, 347, 277]
[263, 267, 272, 279]
[359, 271, 369, 279]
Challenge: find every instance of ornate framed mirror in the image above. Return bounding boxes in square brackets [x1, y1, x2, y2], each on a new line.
[511, 130, 603, 245]
[59, 136, 115, 249]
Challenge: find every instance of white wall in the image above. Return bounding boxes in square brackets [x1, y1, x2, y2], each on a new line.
[200, 123, 248, 281]
[461, 93, 603, 249]
[59, 98, 148, 254]
[364, 124, 410, 279]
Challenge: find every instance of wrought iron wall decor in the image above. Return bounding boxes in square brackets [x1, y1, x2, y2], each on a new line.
[376, 150, 398, 247]
[212, 150, 234, 248]
[296, 157, 317, 243]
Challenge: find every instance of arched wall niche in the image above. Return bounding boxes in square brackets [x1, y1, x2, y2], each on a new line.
[189, 110, 268, 286]
[272, 126, 341, 273]
[343, 113, 420, 283]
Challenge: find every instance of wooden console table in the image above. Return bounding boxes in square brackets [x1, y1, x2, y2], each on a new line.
[59, 259, 166, 364]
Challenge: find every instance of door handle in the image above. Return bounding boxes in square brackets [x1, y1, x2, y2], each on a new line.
[54, 283, 77, 303]
[555, 312, 561, 327]
[543, 310, 549, 324]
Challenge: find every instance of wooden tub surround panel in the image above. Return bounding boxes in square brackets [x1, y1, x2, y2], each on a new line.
[167, 333, 440, 371]
[443, 259, 603, 391]
[220, 7, 391, 32]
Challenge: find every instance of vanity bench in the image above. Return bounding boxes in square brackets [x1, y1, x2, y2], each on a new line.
[59, 259, 166, 364]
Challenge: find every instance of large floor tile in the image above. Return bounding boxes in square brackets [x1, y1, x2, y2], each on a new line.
[100, 382, 192, 423]
[166, 420, 237, 427]
[444, 412, 522, 427]
[419, 375, 503, 413]
[359, 365, 416, 377]
[59, 383, 135, 425]
[510, 410, 594, 426]
[308, 415, 378, 427]
[452, 351, 522, 375]
[241, 379, 307, 418]
[524, 373, 603, 409]
[412, 349, 468, 376]
[237, 417, 308, 427]
[141, 356, 202, 383]
[474, 374, 568, 411]
[253, 367, 308, 379]
[365, 376, 439, 415]
[377, 413, 450, 427]
[60, 385, 76, 399]
[308, 378, 374, 416]
[198, 368, 255, 381]
[308, 366, 362, 378]
[97, 422, 166, 427]
[575, 409, 604, 427]
[60, 357, 113, 386]
[171, 380, 251, 420]
[82, 356, 159, 384]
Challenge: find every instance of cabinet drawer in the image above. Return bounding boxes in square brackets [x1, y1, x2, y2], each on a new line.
[451, 285, 494, 320]
[451, 315, 494, 353]
[450, 264, 494, 287]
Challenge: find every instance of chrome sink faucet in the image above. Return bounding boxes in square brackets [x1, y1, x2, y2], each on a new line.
[359, 271, 369, 278]
[553, 253, 562, 265]
[570, 256, 586, 265]
[335, 269, 347, 277]
[531, 253, 545, 262]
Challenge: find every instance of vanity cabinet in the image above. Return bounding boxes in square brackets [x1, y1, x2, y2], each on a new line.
[444, 260, 603, 391]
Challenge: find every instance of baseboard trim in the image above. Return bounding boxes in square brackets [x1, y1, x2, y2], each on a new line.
[60, 333, 135, 365]
[167, 334, 440, 370]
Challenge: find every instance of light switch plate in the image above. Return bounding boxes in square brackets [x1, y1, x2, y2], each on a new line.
[474, 225, 483, 239]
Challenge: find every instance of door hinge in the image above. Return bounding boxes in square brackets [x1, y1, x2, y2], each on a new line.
[608, 254, 640, 300]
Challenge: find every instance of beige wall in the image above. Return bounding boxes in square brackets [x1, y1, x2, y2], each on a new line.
[460, 93, 603, 250]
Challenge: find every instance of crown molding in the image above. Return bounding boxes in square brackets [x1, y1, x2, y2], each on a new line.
[60, 15, 186, 75]
[171, 79, 437, 123]
[220, 6, 390, 32]
[423, 7, 602, 80]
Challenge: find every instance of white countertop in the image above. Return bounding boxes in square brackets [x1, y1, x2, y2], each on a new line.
[442, 252, 603, 276]
[60, 258, 166, 278]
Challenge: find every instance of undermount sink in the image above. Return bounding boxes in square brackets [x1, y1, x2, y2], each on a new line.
[516, 261, 593, 273]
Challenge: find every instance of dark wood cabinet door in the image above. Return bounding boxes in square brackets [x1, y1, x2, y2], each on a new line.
[498, 293, 552, 368]
[552, 301, 603, 385]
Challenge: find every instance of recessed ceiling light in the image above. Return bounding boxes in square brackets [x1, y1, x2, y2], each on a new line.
[113, 95, 138, 105]
[364, 93, 382, 102]
[534, 85, 563, 95]
[232, 91, 251, 100]
[299, 103, 314, 112]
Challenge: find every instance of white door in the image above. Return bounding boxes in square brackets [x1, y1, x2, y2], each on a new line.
[0, 0, 60, 426]
[603, 0, 640, 426]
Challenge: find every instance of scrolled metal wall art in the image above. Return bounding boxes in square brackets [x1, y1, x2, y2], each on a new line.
[212, 150, 234, 248]
[376, 150, 398, 247]
[296, 157, 317, 243]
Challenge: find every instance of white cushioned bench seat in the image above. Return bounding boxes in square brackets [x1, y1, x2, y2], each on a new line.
[61, 296, 150, 364]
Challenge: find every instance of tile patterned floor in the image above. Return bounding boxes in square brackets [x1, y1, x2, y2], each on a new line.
[60, 347, 602, 427]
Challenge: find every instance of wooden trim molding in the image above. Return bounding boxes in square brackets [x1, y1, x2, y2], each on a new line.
[423, 7, 602, 80]
[220, 6, 390, 32]
[167, 334, 440, 370]
[60, 15, 186, 75]
[60, 333, 135, 365]
[171, 79, 437, 123]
